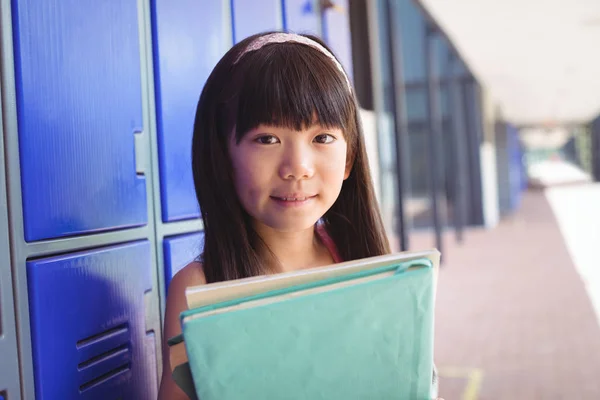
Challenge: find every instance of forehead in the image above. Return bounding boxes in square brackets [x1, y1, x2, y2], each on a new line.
[229, 45, 353, 139]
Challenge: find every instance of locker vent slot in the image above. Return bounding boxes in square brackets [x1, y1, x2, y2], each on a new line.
[76, 323, 129, 349]
[77, 344, 130, 370]
[79, 363, 131, 392]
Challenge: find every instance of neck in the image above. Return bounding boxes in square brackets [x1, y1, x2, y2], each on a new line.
[253, 224, 333, 273]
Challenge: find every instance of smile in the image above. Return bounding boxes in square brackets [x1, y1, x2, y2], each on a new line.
[277, 197, 309, 201]
[270, 194, 317, 206]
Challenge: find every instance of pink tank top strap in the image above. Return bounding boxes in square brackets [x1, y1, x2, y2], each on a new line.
[315, 223, 343, 263]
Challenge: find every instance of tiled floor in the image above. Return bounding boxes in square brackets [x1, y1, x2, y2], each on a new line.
[409, 188, 600, 399]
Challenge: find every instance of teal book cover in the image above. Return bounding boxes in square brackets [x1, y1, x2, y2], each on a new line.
[174, 252, 438, 400]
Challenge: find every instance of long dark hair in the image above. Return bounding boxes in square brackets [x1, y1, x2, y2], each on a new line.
[191, 32, 390, 283]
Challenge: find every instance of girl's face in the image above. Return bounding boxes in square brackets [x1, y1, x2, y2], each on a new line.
[229, 123, 351, 233]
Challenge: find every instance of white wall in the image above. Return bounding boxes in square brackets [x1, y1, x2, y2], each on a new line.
[359, 108, 382, 202]
[480, 87, 500, 228]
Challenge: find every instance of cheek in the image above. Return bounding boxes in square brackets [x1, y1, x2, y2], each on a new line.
[230, 148, 272, 198]
[321, 145, 349, 181]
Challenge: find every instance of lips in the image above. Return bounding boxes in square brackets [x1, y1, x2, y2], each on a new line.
[271, 194, 317, 201]
[274, 196, 311, 201]
[270, 194, 317, 207]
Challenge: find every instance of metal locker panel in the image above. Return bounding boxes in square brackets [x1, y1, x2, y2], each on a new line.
[284, 0, 321, 35]
[321, 0, 354, 83]
[27, 241, 157, 399]
[0, 97, 20, 399]
[495, 123, 511, 216]
[163, 231, 205, 294]
[12, 0, 147, 242]
[507, 124, 524, 211]
[232, 0, 283, 43]
[152, 0, 231, 222]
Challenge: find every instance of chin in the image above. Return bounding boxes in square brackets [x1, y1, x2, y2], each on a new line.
[264, 217, 320, 233]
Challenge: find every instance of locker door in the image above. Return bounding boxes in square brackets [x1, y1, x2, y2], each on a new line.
[152, 0, 231, 222]
[232, 0, 283, 43]
[163, 232, 205, 294]
[284, 0, 321, 35]
[27, 241, 157, 399]
[12, 0, 147, 242]
[507, 125, 523, 211]
[322, 0, 354, 82]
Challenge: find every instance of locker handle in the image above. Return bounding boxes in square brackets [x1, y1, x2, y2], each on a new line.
[133, 130, 146, 176]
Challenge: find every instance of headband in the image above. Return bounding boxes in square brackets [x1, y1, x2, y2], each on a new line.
[234, 32, 352, 92]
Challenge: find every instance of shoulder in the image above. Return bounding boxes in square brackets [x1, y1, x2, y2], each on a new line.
[164, 261, 206, 334]
[163, 260, 206, 337]
[170, 261, 206, 292]
[158, 262, 206, 399]
[163, 261, 206, 352]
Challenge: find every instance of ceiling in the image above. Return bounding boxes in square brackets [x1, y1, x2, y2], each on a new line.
[420, 0, 600, 126]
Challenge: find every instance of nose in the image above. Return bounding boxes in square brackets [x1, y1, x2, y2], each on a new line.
[279, 143, 315, 180]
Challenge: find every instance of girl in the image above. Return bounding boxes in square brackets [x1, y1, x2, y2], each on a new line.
[158, 31, 440, 400]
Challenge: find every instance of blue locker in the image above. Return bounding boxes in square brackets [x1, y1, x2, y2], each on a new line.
[232, 0, 283, 43]
[27, 241, 157, 399]
[151, 0, 230, 222]
[284, 0, 321, 35]
[163, 232, 205, 294]
[321, 0, 354, 83]
[12, 0, 147, 242]
[507, 125, 524, 211]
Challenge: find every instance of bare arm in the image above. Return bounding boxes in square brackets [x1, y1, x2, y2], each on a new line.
[158, 262, 206, 400]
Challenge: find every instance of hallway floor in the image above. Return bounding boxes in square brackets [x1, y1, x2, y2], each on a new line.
[409, 186, 600, 399]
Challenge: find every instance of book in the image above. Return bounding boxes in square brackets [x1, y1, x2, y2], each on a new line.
[169, 249, 439, 400]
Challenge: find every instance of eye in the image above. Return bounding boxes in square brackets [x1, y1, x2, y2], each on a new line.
[314, 134, 336, 144]
[254, 135, 280, 145]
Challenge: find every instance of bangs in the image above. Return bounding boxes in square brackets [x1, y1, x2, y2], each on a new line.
[231, 42, 354, 140]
